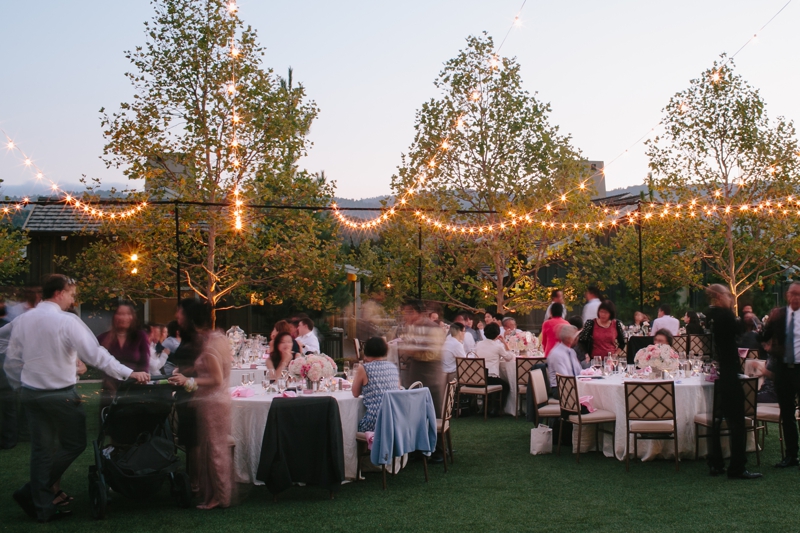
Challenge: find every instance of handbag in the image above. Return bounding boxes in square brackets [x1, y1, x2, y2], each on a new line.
[530, 424, 553, 455]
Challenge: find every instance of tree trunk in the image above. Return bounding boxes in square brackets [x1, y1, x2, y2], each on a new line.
[207, 218, 217, 329]
[725, 218, 739, 315]
[494, 254, 505, 313]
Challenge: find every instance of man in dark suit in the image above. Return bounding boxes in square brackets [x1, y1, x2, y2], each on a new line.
[760, 281, 800, 468]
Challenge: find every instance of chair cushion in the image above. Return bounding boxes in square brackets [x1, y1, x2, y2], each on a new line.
[436, 419, 443, 432]
[460, 385, 503, 395]
[757, 406, 781, 423]
[629, 420, 674, 433]
[537, 404, 561, 418]
[760, 402, 779, 409]
[518, 384, 528, 394]
[548, 398, 559, 405]
[356, 432, 368, 441]
[568, 409, 616, 424]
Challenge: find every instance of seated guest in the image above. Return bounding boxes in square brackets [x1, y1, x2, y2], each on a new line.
[442, 323, 467, 384]
[474, 323, 513, 413]
[631, 311, 650, 335]
[547, 325, 583, 397]
[651, 304, 680, 336]
[267, 332, 297, 375]
[453, 313, 476, 353]
[269, 320, 301, 355]
[653, 329, 674, 347]
[567, 315, 590, 368]
[683, 310, 704, 335]
[501, 317, 522, 338]
[737, 313, 761, 352]
[541, 303, 568, 357]
[98, 302, 150, 408]
[352, 337, 400, 432]
[294, 317, 320, 354]
[161, 321, 181, 376]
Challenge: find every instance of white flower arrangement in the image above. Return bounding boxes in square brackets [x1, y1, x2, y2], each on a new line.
[287, 353, 337, 382]
[634, 344, 679, 372]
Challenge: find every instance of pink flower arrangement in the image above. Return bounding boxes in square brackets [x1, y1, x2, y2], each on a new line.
[287, 354, 337, 382]
[634, 344, 679, 372]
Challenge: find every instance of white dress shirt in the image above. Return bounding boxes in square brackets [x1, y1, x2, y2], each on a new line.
[651, 315, 681, 336]
[582, 298, 601, 323]
[461, 330, 475, 354]
[547, 342, 583, 388]
[786, 306, 800, 363]
[441, 335, 466, 374]
[296, 331, 320, 354]
[475, 338, 514, 377]
[2, 301, 133, 390]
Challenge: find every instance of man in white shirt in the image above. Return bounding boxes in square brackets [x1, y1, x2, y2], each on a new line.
[441, 323, 467, 384]
[544, 289, 568, 321]
[2, 274, 149, 522]
[546, 325, 583, 392]
[474, 322, 514, 415]
[294, 317, 320, 354]
[453, 313, 476, 354]
[581, 286, 602, 324]
[651, 304, 680, 336]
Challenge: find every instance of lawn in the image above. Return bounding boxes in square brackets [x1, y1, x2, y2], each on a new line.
[0, 383, 797, 533]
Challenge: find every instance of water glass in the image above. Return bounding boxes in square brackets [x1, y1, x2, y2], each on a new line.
[241, 374, 247, 386]
[619, 360, 628, 375]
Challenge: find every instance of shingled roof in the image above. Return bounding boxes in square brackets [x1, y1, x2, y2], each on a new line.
[22, 201, 103, 233]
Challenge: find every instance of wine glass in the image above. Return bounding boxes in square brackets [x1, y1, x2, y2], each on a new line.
[278, 378, 286, 394]
[591, 356, 602, 373]
[241, 374, 247, 387]
[350, 363, 360, 383]
[343, 361, 351, 380]
[618, 359, 628, 375]
[248, 372, 255, 386]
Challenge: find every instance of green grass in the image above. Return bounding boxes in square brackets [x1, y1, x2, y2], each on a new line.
[0, 383, 798, 532]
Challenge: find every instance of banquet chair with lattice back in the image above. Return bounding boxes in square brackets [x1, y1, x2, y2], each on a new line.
[672, 335, 688, 355]
[515, 357, 544, 419]
[456, 357, 503, 421]
[624, 381, 679, 471]
[556, 374, 616, 463]
[689, 334, 712, 357]
[529, 370, 561, 426]
[437, 380, 457, 472]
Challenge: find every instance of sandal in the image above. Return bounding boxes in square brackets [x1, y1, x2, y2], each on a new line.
[52, 490, 74, 507]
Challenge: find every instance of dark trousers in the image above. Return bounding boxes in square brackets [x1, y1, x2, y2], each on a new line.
[708, 376, 747, 474]
[487, 376, 510, 410]
[774, 364, 800, 459]
[0, 387, 18, 447]
[408, 359, 444, 418]
[20, 387, 87, 521]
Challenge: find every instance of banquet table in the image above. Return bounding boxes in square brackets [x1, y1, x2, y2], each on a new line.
[573, 375, 755, 460]
[499, 359, 520, 416]
[230, 366, 268, 387]
[231, 388, 365, 484]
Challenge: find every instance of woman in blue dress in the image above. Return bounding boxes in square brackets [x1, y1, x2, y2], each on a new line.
[351, 337, 400, 432]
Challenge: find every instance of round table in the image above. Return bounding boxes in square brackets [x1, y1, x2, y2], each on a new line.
[574, 375, 754, 460]
[230, 389, 365, 484]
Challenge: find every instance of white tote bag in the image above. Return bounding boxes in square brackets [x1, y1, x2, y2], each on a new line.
[530, 424, 553, 455]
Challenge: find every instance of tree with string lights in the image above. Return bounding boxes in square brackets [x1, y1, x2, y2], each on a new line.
[68, 0, 342, 322]
[355, 33, 594, 314]
[645, 57, 800, 312]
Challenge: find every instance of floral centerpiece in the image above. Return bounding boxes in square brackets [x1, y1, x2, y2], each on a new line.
[634, 344, 679, 372]
[287, 353, 338, 382]
[506, 330, 540, 355]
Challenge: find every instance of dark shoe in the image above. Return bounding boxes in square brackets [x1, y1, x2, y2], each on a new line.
[12, 489, 36, 519]
[708, 467, 726, 477]
[728, 470, 763, 480]
[37, 510, 72, 523]
[774, 457, 799, 468]
[428, 453, 444, 464]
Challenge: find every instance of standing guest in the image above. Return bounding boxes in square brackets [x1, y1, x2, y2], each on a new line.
[5, 287, 41, 322]
[704, 284, 761, 479]
[760, 281, 800, 468]
[453, 313, 476, 354]
[97, 303, 151, 410]
[541, 303, 569, 357]
[352, 337, 400, 432]
[578, 300, 626, 364]
[683, 310, 704, 335]
[398, 299, 446, 417]
[429, 311, 440, 322]
[738, 313, 762, 352]
[267, 332, 297, 375]
[2, 274, 148, 522]
[581, 286, 602, 324]
[442, 323, 467, 384]
[741, 305, 762, 330]
[651, 305, 680, 336]
[474, 323, 514, 414]
[169, 300, 235, 509]
[294, 317, 320, 354]
[546, 325, 583, 395]
[544, 289, 568, 320]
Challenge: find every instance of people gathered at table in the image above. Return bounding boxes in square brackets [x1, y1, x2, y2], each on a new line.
[474, 322, 514, 411]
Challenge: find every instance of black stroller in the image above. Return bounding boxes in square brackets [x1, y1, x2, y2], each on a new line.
[88, 377, 192, 519]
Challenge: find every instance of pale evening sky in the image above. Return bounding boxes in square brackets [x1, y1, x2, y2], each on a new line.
[0, 0, 797, 199]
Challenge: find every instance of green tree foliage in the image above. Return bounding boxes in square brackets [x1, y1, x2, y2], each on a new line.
[0, 223, 28, 288]
[645, 58, 800, 311]
[354, 34, 594, 314]
[69, 0, 341, 321]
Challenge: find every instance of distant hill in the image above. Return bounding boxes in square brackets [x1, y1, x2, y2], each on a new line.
[606, 184, 651, 199]
[332, 196, 390, 209]
[0, 182, 132, 199]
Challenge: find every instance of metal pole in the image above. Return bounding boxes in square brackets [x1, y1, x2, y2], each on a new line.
[637, 202, 644, 312]
[417, 224, 422, 300]
[175, 201, 181, 303]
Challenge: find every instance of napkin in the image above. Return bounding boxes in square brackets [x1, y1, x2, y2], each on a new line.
[580, 368, 599, 376]
[280, 391, 297, 398]
[738, 348, 749, 359]
[231, 386, 254, 398]
[365, 431, 375, 450]
[579, 395, 597, 413]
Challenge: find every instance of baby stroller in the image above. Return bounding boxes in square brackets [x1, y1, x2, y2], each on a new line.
[88, 377, 192, 519]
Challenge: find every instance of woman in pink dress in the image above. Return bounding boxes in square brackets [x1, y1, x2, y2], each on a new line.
[169, 300, 235, 509]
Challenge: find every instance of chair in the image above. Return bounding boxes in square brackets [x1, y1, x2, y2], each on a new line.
[529, 370, 561, 426]
[556, 374, 616, 463]
[455, 357, 503, 421]
[756, 404, 784, 459]
[694, 377, 762, 465]
[515, 357, 544, 419]
[437, 380, 457, 472]
[689, 334, 712, 357]
[673, 335, 689, 355]
[624, 381, 679, 471]
[353, 338, 362, 360]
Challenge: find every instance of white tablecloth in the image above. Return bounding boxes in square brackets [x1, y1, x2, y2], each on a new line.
[574, 375, 754, 460]
[499, 360, 519, 416]
[231, 389, 365, 483]
[230, 366, 268, 387]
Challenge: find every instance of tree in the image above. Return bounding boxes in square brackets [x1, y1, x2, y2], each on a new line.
[645, 57, 800, 312]
[355, 34, 594, 314]
[70, 0, 342, 322]
[0, 223, 28, 288]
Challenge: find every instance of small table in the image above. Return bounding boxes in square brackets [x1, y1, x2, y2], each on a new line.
[231, 389, 365, 484]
